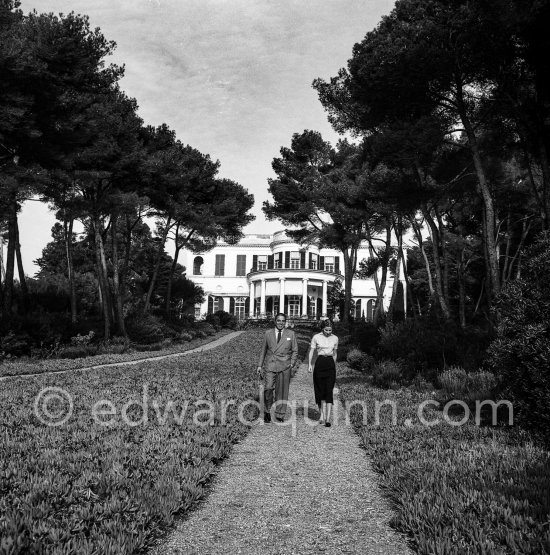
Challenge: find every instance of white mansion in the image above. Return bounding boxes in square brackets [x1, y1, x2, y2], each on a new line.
[181, 230, 406, 321]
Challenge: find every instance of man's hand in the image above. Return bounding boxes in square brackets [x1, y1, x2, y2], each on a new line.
[308, 365, 313, 373]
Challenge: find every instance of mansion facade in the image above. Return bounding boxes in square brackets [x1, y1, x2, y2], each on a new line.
[181, 230, 405, 321]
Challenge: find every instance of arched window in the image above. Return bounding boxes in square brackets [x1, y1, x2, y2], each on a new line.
[367, 299, 375, 322]
[193, 256, 204, 275]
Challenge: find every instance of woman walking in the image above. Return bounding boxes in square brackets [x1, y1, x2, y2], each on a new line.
[308, 319, 338, 427]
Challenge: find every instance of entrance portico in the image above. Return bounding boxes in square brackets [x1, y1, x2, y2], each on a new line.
[248, 269, 334, 318]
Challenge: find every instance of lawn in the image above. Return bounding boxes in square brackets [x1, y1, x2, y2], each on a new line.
[0, 330, 266, 554]
[338, 366, 550, 555]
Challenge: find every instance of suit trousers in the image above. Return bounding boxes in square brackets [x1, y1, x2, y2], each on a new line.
[264, 366, 291, 417]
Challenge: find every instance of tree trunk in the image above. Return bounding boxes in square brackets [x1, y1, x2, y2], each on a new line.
[371, 223, 391, 326]
[456, 84, 500, 302]
[411, 218, 435, 308]
[341, 246, 358, 325]
[143, 216, 172, 314]
[165, 244, 181, 313]
[388, 217, 403, 321]
[434, 207, 449, 302]
[2, 193, 17, 319]
[111, 213, 126, 337]
[422, 206, 451, 319]
[63, 217, 78, 324]
[93, 217, 111, 340]
[14, 218, 28, 309]
[537, 139, 550, 230]
[457, 247, 467, 329]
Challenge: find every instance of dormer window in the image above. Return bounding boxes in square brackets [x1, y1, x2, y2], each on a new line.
[290, 251, 300, 269]
[325, 256, 335, 272]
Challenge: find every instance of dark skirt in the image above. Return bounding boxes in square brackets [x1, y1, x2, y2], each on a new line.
[313, 355, 336, 405]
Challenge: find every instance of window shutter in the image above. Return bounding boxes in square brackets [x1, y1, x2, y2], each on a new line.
[320, 256, 325, 270]
[300, 251, 306, 269]
[268, 255, 274, 269]
[253, 255, 258, 270]
[215, 254, 225, 276]
[230, 297, 235, 314]
[335, 257, 340, 274]
[208, 296, 213, 314]
[284, 297, 289, 314]
[355, 298, 361, 319]
[308, 253, 313, 268]
[236, 255, 246, 276]
[285, 251, 290, 268]
[245, 298, 250, 314]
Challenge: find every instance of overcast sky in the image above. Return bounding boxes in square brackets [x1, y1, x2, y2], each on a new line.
[17, 0, 393, 275]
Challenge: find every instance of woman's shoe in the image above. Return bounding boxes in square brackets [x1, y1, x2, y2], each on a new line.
[325, 422, 331, 427]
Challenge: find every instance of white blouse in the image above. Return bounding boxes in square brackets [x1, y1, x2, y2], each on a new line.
[310, 333, 338, 357]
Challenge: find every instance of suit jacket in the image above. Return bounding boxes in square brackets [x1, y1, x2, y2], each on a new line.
[258, 328, 298, 373]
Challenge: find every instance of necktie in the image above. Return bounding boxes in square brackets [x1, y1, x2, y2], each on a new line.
[277, 330, 282, 343]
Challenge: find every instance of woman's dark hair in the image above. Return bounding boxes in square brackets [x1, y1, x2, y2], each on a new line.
[320, 319, 332, 329]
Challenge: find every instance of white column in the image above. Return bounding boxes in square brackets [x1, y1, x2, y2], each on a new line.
[302, 278, 308, 317]
[249, 281, 255, 317]
[279, 278, 285, 315]
[322, 280, 328, 316]
[260, 279, 266, 316]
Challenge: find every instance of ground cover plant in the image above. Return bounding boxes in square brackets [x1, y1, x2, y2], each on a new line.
[338, 366, 550, 554]
[0, 331, 265, 554]
[0, 329, 232, 379]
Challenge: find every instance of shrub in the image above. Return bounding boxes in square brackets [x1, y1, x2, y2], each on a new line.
[57, 345, 96, 359]
[351, 322, 380, 355]
[212, 310, 238, 330]
[205, 312, 221, 330]
[438, 366, 468, 398]
[379, 316, 490, 376]
[176, 332, 193, 342]
[0, 331, 32, 358]
[347, 347, 364, 370]
[438, 366, 499, 404]
[487, 232, 550, 438]
[372, 360, 402, 388]
[70, 331, 95, 346]
[346, 347, 374, 372]
[467, 370, 498, 401]
[126, 313, 174, 344]
[196, 322, 217, 336]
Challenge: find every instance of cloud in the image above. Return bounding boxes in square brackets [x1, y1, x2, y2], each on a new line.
[18, 0, 393, 273]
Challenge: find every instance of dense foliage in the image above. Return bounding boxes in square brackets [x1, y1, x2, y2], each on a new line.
[488, 232, 550, 438]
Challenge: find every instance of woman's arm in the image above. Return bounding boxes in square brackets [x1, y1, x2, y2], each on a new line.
[308, 337, 316, 372]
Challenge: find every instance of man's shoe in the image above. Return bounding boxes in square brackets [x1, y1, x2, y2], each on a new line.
[276, 417, 284, 423]
[264, 413, 271, 423]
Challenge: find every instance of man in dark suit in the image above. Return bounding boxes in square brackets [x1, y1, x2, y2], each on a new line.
[257, 312, 298, 423]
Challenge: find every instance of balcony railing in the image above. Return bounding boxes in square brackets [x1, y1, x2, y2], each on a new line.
[247, 267, 342, 278]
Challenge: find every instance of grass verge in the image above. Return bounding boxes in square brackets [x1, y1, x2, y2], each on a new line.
[338, 367, 550, 555]
[0, 330, 263, 554]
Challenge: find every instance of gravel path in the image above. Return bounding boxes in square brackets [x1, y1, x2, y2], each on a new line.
[152, 362, 413, 554]
[0, 331, 243, 382]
